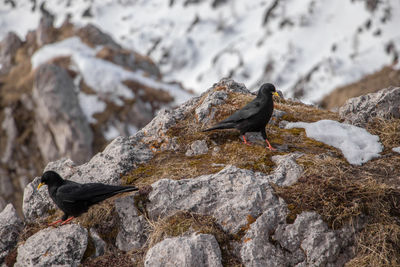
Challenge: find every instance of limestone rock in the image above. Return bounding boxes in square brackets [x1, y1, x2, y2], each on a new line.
[0, 204, 23, 264]
[240, 201, 289, 267]
[115, 195, 149, 251]
[15, 224, 87, 267]
[33, 63, 93, 164]
[339, 86, 400, 127]
[144, 233, 223, 267]
[195, 90, 228, 124]
[0, 32, 22, 75]
[274, 212, 343, 266]
[89, 228, 107, 258]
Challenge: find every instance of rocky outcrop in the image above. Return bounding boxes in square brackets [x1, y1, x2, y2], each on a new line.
[0, 204, 23, 264]
[15, 224, 87, 267]
[339, 86, 400, 127]
[144, 233, 223, 267]
[10, 79, 397, 265]
[33, 63, 93, 164]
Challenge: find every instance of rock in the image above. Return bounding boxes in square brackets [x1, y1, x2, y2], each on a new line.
[0, 168, 14, 199]
[36, 12, 55, 46]
[22, 176, 57, 223]
[89, 228, 106, 257]
[0, 32, 22, 75]
[115, 195, 149, 251]
[270, 109, 286, 126]
[0, 204, 23, 264]
[274, 212, 343, 266]
[144, 233, 223, 267]
[270, 153, 303, 186]
[33, 63, 93, 164]
[147, 154, 301, 233]
[76, 24, 121, 49]
[1, 106, 17, 165]
[185, 140, 208, 156]
[15, 224, 87, 267]
[339, 86, 400, 127]
[67, 136, 153, 184]
[195, 90, 228, 124]
[240, 201, 289, 267]
[22, 136, 152, 222]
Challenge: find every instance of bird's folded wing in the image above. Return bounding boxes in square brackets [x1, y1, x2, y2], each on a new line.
[221, 100, 261, 123]
[56, 183, 121, 203]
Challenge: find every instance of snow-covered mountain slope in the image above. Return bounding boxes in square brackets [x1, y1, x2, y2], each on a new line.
[1, 0, 399, 103]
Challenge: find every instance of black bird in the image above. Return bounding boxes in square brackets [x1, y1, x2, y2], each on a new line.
[203, 83, 279, 150]
[37, 170, 138, 226]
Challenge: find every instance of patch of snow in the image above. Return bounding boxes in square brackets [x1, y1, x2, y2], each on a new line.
[104, 125, 120, 141]
[393, 147, 400, 154]
[285, 120, 383, 165]
[78, 92, 106, 123]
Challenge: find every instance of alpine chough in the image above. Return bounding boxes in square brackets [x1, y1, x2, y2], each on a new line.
[37, 170, 138, 226]
[203, 83, 279, 150]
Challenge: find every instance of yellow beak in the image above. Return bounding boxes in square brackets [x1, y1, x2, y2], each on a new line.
[37, 182, 45, 190]
[273, 92, 280, 97]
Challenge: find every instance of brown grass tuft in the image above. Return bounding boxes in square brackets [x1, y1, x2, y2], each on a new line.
[366, 117, 400, 151]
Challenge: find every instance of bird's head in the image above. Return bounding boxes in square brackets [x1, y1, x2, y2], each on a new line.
[37, 171, 64, 190]
[258, 83, 279, 98]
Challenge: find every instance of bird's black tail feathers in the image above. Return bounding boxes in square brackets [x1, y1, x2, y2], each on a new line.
[90, 185, 138, 204]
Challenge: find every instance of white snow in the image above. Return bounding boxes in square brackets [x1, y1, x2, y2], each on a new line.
[285, 120, 383, 165]
[2, 0, 399, 103]
[393, 147, 400, 154]
[31, 36, 191, 122]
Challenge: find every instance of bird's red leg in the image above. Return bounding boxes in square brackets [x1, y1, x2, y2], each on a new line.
[48, 219, 63, 227]
[60, 216, 75, 225]
[242, 135, 251, 146]
[265, 139, 276, 151]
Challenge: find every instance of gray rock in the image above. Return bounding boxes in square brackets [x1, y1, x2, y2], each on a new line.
[240, 200, 289, 267]
[0, 168, 14, 199]
[1, 107, 17, 164]
[147, 154, 301, 233]
[89, 228, 106, 258]
[185, 140, 208, 156]
[270, 109, 286, 126]
[22, 176, 57, 223]
[144, 233, 223, 267]
[15, 224, 87, 267]
[339, 86, 400, 127]
[33, 63, 93, 164]
[0, 32, 22, 75]
[76, 23, 121, 49]
[195, 90, 228, 124]
[274, 212, 341, 267]
[0, 204, 23, 264]
[23, 136, 152, 222]
[270, 153, 303, 186]
[115, 195, 149, 251]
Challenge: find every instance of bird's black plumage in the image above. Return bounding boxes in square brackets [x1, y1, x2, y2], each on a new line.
[37, 171, 138, 224]
[203, 83, 279, 150]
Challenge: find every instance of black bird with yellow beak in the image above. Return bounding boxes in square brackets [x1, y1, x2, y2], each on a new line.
[37, 170, 138, 226]
[203, 83, 280, 150]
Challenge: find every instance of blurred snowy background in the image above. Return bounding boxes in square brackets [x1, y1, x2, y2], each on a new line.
[2, 0, 400, 103]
